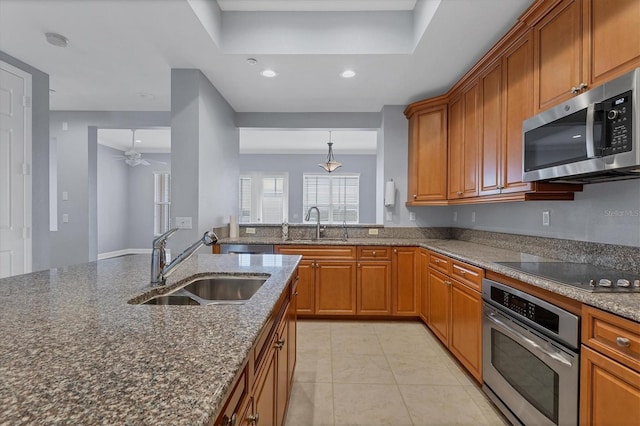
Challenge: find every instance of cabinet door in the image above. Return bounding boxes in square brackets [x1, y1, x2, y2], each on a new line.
[448, 95, 464, 199]
[419, 249, 429, 324]
[534, 0, 583, 112]
[407, 104, 448, 203]
[275, 315, 289, 426]
[501, 31, 534, 194]
[450, 280, 482, 382]
[427, 269, 451, 345]
[357, 261, 392, 315]
[295, 260, 315, 315]
[584, 0, 640, 87]
[462, 82, 480, 197]
[315, 261, 357, 315]
[253, 348, 277, 426]
[288, 281, 297, 388]
[479, 60, 503, 195]
[580, 346, 640, 426]
[392, 247, 419, 316]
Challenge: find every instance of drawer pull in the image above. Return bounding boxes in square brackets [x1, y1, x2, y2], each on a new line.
[459, 269, 466, 275]
[275, 339, 285, 349]
[616, 337, 631, 348]
[445, 280, 452, 286]
[434, 259, 440, 264]
[247, 413, 260, 424]
[372, 251, 376, 256]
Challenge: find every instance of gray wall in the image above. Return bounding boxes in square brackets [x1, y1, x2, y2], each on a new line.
[235, 112, 381, 129]
[452, 180, 640, 247]
[49, 112, 170, 267]
[0, 51, 50, 271]
[239, 154, 377, 223]
[170, 69, 238, 253]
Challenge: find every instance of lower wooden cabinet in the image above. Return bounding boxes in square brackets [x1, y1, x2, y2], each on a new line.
[294, 260, 315, 314]
[316, 260, 357, 315]
[580, 346, 640, 426]
[418, 249, 429, 323]
[357, 260, 392, 315]
[392, 247, 419, 316]
[580, 305, 640, 425]
[425, 251, 483, 382]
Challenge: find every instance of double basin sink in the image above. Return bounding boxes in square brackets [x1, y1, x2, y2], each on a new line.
[140, 274, 268, 306]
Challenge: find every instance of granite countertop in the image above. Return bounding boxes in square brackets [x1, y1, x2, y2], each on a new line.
[219, 237, 640, 322]
[0, 253, 300, 425]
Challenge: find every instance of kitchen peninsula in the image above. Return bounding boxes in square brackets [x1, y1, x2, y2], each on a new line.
[0, 253, 300, 425]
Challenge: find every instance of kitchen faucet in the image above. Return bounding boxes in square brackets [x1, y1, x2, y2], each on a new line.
[305, 206, 322, 240]
[150, 228, 218, 285]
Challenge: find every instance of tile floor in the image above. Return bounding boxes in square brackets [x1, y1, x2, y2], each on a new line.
[284, 320, 509, 426]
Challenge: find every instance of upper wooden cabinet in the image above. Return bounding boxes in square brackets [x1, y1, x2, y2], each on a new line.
[583, 0, 640, 88]
[533, 0, 583, 112]
[405, 97, 448, 205]
[448, 81, 480, 200]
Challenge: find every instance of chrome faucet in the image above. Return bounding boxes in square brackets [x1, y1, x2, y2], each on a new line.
[150, 228, 218, 285]
[342, 220, 349, 241]
[305, 206, 322, 240]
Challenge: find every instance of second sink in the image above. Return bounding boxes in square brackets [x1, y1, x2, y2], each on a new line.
[183, 275, 266, 302]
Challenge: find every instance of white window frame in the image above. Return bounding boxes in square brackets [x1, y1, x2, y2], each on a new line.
[239, 172, 289, 224]
[153, 172, 171, 236]
[303, 173, 360, 224]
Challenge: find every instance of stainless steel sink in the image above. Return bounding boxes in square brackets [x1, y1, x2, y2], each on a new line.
[139, 275, 268, 306]
[183, 276, 266, 301]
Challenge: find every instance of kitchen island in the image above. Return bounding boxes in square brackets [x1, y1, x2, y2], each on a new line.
[0, 253, 300, 425]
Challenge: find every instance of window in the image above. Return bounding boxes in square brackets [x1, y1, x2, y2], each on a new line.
[303, 174, 359, 224]
[238, 172, 289, 223]
[154, 172, 171, 235]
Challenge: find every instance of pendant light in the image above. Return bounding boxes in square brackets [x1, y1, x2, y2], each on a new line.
[318, 131, 342, 173]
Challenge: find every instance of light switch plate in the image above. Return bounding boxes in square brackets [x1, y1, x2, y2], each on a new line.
[409, 212, 416, 221]
[62, 213, 69, 223]
[543, 211, 550, 226]
[175, 217, 192, 229]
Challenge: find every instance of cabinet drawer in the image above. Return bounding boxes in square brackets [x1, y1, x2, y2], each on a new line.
[451, 260, 483, 292]
[275, 245, 356, 259]
[357, 246, 392, 260]
[429, 251, 451, 274]
[582, 305, 640, 372]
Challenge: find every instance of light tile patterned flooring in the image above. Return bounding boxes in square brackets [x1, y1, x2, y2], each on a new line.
[284, 320, 509, 426]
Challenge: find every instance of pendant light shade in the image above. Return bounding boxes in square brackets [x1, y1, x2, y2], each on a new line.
[318, 131, 342, 173]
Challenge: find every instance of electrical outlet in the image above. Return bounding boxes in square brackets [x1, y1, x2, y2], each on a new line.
[409, 212, 416, 221]
[62, 213, 69, 223]
[471, 212, 476, 223]
[543, 211, 550, 226]
[368, 228, 379, 235]
[62, 191, 68, 201]
[245, 227, 256, 234]
[175, 217, 192, 229]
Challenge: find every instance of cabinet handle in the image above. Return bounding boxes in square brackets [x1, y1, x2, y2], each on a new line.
[616, 337, 631, 348]
[358, 263, 361, 268]
[294, 291, 299, 296]
[578, 82, 588, 91]
[459, 270, 466, 276]
[247, 413, 260, 425]
[434, 259, 440, 264]
[222, 413, 237, 426]
[497, 185, 504, 190]
[372, 251, 376, 256]
[394, 249, 398, 254]
[456, 191, 463, 196]
[570, 86, 580, 94]
[445, 280, 452, 286]
[275, 339, 285, 350]
[413, 194, 417, 199]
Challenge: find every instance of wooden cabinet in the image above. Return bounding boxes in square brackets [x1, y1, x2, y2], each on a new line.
[448, 82, 480, 200]
[479, 60, 503, 196]
[295, 260, 315, 314]
[583, 0, 640, 88]
[419, 249, 429, 323]
[357, 259, 392, 315]
[315, 260, 357, 315]
[215, 278, 296, 426]
[405, 98, 449, 205]
[580, 305, 640, 425]
[425, 251, 484, 382]
[533, 0, 583, 112]
[392, 247, 419, 316]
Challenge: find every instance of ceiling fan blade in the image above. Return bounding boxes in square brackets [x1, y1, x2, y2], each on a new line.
[140, 159, 151, 166]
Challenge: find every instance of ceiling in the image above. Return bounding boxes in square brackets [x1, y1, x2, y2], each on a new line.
[240, 129, 377, 155]
[0, 0, 534, 113]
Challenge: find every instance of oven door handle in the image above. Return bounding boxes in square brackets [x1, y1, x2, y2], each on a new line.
[486, 311, 574, 368]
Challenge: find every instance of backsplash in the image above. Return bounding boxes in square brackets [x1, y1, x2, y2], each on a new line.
[237, 224, 452, 240]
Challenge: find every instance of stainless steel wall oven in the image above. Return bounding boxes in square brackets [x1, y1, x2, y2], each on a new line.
[482, 278, 580, 426]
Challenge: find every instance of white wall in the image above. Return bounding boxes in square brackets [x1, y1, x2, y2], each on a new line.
[97, 144, 129, 253]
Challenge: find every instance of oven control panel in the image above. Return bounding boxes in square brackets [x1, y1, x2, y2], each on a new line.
[490, 286, 560, 334]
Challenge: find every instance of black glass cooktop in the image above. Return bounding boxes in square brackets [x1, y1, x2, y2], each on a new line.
[496, 261, 640, 292]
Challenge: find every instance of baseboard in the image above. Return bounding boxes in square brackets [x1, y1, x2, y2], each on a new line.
[98, 248, 154, 260]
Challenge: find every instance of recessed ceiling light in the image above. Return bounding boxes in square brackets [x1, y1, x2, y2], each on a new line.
[247, 58, 257, 65]
[340, 70, 356, 78]
[135, 139, 142, 144]
[137, 92, 155, 100]
[261, 69, 278, 78]
[45, 32, 69, 48]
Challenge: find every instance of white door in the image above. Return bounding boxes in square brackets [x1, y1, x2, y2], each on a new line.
[0, 61, 32, 278]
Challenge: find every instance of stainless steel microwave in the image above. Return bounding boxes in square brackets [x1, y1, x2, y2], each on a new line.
[523, 68, 639, 183]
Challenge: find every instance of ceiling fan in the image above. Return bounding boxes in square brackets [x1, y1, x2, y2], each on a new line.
[116, 129, 164, 167]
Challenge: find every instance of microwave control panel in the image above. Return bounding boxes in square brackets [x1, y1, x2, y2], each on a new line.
[603, 90, 632, 155]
